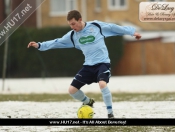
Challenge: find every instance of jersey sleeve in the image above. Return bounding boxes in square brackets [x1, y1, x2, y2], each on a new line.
[38, 31, 80, 51]
[94, 20, 135, 37]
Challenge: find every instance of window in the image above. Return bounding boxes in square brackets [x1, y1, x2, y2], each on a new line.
[108, 0, 128, 10]
[95, 0, 101, 12]
[50, 0, 77, 16]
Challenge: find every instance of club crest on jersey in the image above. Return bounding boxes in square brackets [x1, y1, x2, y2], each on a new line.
[79, 35, 95, 44]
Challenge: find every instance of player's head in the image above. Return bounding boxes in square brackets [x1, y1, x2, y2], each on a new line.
[67, 10, 83, 32]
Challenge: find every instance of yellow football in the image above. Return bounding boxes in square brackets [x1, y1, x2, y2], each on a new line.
[77, 105, 94, 119]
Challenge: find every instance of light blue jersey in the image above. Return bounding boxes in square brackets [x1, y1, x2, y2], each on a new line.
[38, 20, 135, 65]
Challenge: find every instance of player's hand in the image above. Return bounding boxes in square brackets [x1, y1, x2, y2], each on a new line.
[27, 41, 39, 48]
[134, 32, 141, 40]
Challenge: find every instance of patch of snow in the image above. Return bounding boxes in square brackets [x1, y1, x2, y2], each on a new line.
[1, 75, 175, 94]
[0, 101, 175, 131]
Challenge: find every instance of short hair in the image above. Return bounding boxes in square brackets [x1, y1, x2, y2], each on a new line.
[67, 10, 82, 21]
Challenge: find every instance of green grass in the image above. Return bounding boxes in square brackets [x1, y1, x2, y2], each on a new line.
[1, 92, 175, 132]
[0, 92, 175, 102]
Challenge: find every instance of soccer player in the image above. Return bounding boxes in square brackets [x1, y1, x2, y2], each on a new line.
[27, 10, 141, 118]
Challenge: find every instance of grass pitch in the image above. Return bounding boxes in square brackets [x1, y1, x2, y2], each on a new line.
[0, 92, 175, 132]
[1, 92, 175, 102]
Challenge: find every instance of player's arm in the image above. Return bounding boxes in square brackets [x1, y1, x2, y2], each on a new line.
[94, 20, 141, 40]
[133, 32, 141, 40]
[27, 41, 39, 48]
[27, 31, 77, 51]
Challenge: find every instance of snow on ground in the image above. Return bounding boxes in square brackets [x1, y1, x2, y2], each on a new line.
[0, 101, 175, 131]
[0, 75, 175, 131]
[1, 101, 175, 119]
[1, 74, 175, 94]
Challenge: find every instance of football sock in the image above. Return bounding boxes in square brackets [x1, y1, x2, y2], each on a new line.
[101, 87, 113, 114]
[70, 90, 90, 104]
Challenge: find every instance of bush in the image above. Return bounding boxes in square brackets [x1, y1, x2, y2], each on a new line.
[0, 27, 123, 78]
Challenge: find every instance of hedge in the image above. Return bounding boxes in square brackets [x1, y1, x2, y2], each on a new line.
[0, 26, 123, 78]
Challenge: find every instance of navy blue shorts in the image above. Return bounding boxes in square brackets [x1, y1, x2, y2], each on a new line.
[71, 63, 111, 89]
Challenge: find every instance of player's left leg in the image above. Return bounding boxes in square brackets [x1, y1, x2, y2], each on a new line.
[97, 64, 114, 118]
[99, 80, 114, 118]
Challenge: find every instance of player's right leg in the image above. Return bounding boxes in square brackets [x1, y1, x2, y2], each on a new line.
[69, 73, 95, 107]
[69, 66, 95, 107]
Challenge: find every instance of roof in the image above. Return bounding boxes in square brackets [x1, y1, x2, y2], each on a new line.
[124, 31, 175, 43]
[119, 21, 175, 43]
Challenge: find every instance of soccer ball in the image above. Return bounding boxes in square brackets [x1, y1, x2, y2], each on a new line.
[77, 105, 94, 119]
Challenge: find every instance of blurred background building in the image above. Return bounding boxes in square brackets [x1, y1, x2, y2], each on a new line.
[1, 0, 175, 76]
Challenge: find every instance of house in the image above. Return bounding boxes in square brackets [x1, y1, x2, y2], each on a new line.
[115, 32, 175, 75]
[0, 0, 6, 23]
[39, 0, 175, 30]
[1, 0, 175, 75]
[40, 0, 175, 75]
[0, 0, 36, 27]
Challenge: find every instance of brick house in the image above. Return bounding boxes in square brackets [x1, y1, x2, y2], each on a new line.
[1, 0, 175, 75]
[0, 1, 6, 24]
[40, 0, 175, 75]
[39, 0, 175, 30]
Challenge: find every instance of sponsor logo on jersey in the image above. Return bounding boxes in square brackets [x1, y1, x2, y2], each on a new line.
[79, 35, 95, 44]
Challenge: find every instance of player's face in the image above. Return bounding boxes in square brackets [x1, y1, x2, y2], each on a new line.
[68, 18, 82, 32]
